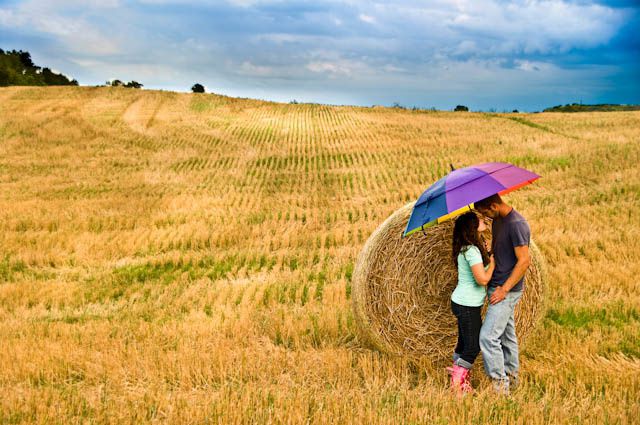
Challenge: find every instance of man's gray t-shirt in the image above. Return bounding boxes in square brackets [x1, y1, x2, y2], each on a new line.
[489, 208, 530, 292]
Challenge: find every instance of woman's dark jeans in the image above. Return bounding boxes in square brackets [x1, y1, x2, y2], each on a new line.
[451, 300, 483, 369]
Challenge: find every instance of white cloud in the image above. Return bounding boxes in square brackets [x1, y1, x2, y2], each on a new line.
[358, 14, 376, 24]
[226, 0, 261, 6]
[306, 58, 375, 78]
[0, 1, 120, 55]
[137, 0, 275, 5]
[369, 0, 628, 55]
[445, 0, 627, 53]
[382, 64, 405, 73]
[239, 61, 276, 76]
[452, 40, 477, 56]
[307, 61, 348, 75]
[515, 60, 553, 72]
[0, 9, 17, 26]
[253, 33, 306, 44]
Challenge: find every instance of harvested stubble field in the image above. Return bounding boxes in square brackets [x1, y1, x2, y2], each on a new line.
[0, 86, 638, 424]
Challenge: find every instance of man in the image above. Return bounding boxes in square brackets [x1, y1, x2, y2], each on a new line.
[474, 193, 531, 394]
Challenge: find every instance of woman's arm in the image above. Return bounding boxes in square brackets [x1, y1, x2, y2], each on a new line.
[470, 254, 495, 286]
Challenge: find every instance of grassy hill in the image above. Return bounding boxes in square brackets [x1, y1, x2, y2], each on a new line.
[543, 103, 640, 112]
[0, 86, 639, 423]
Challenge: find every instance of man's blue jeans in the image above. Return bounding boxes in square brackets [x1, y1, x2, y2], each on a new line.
[479, 287, 523, 384]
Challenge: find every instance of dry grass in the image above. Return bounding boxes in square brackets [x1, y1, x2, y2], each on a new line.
[0, 86, 638, 424]
[351, 203, 546, 360]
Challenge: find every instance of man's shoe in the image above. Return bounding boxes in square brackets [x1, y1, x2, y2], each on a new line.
[491, 378, 510, 396]
[507, 373, 519, 391]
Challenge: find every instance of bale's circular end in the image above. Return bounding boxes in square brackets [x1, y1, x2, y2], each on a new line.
[352, 203, 546, 361]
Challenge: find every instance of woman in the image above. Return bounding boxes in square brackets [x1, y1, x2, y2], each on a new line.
[448, 212, 495, 394]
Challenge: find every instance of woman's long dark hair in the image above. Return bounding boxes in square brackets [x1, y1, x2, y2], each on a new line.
[452, 212, 490, 267]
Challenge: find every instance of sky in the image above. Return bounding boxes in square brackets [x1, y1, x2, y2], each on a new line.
[1, 0, 638, 111]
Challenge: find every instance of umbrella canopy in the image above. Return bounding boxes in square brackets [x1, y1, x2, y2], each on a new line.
[403, 162, 540, 237]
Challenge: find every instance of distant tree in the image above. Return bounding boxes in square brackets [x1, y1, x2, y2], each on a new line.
[0, 68, 10, 86]
[41, 67, 77, 86]
[454, 105, 469, 112]
[512, 109, 519, 113]
[0, 49, 77, 86]
[107, 79, 142, 88]
[191, 83, 205, 93]
[18, 50, 35, 69]
[124, 80, 143, 89]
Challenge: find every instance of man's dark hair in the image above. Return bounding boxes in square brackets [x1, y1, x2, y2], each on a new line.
[474, 193, 503, 210]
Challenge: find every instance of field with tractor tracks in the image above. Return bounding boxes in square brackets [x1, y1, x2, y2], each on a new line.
[0, 86, 638, 424]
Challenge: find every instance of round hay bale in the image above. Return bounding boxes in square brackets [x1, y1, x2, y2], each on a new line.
[352, 202, 546, 361]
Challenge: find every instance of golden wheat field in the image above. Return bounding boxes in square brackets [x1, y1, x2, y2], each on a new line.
[0, 86, 638, 424]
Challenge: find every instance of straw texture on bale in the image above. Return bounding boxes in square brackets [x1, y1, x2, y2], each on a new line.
[352, 202, 546, 361]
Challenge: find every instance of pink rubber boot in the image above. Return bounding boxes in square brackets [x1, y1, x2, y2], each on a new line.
[461, 368, 473, 393]
[448, 364, 472, 395]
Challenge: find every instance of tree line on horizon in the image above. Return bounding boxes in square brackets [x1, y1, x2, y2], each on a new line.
[0, 49, 78, 87]
[542, 103, 640, 112]
[103, 80, 205, 93]
[105, 79, 144, 89]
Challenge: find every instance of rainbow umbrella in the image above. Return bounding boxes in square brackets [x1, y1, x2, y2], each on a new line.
[403, 162, 540, 237]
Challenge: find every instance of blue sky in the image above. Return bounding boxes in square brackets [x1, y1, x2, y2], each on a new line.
[1, 0, 638, 111]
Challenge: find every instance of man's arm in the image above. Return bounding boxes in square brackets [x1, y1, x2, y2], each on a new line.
[502, 245, 530, 292]
[489, 245, 531, 304]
